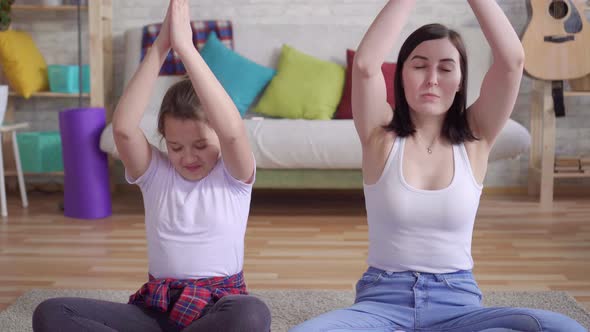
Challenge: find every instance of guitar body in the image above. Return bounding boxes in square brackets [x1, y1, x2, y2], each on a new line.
[521, 0, 590, 80]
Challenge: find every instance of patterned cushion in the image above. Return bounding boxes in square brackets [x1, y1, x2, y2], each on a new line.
[141, 20, 233, 75]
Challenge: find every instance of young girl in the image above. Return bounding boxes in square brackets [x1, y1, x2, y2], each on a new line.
[290, 1, 585, 331]
[32, 1, 270, 331]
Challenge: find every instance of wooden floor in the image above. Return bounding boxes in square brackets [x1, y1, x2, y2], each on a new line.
[0, 190, 589, 312]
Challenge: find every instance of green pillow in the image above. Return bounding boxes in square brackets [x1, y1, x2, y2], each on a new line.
[254, 45, 345, 120]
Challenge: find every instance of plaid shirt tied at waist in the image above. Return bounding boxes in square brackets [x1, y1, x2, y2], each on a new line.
[129, 271, 247, 329]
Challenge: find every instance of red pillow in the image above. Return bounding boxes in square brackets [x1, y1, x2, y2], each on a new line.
[334, 49, 396, 119]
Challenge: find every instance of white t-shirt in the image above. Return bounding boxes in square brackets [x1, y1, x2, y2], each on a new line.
[126, 146, 254, 279]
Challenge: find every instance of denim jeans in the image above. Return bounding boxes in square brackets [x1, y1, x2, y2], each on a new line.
[289, 267, 586, 332]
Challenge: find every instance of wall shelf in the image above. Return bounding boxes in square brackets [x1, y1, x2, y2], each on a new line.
[5, 171, 64, 177]
[564, 90, 590, 97]
[8, 91, 90, 98]
[553, 171, 590, 179]
[12, 5, 88, 11]
[3, 0, 112, 182]
[6, 0, 112, 121]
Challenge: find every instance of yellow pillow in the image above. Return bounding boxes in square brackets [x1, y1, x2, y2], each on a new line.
[0, 30, 48, 98]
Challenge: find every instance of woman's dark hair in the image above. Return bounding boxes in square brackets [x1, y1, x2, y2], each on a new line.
[385, 23, 477, 144]
[157, 78, 206, 137]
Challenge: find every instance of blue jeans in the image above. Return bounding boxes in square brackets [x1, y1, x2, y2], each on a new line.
[289, 267, 586, 332]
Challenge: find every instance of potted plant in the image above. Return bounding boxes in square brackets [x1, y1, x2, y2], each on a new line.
[0, 0, 15, 31]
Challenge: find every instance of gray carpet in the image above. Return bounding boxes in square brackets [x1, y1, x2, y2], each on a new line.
[0, 289, 588, 331]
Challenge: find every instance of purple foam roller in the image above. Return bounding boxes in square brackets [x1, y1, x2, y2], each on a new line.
[59, 107, 112, 219]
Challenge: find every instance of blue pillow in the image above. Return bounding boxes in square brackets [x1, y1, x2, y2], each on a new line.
[200, 33, 276, 116]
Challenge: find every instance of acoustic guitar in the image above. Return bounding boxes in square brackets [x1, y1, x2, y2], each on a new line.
[521, 0, 590, 116]
[521, 0, 590, 81]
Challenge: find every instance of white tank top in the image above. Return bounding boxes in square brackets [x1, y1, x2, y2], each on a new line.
[363, 136, 483, 273]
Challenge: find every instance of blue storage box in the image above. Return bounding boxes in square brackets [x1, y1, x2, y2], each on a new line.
[47, 64, 90, 94]
[16, 131, 64, 173]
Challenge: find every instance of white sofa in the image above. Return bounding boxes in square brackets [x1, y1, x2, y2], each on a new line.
[100, 23, 530, 188]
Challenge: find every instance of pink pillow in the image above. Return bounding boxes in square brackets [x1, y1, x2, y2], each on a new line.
[334, 49, 396, 119]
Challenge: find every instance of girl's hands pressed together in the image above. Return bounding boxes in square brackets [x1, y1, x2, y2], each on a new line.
[170, 0, 194, 57]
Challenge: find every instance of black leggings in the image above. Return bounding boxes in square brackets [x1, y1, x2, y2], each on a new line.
[32, 294, 271, 332]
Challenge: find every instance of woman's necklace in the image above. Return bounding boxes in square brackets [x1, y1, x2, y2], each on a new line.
[415, 132, 438, 154]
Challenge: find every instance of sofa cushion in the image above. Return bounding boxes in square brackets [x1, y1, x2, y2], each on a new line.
[141, 20, 234, 75]
[0, 30, 49, 98]
[253, 45, 346, 120]
[200, 33, 276, 116]
[335, 49, 397, 119]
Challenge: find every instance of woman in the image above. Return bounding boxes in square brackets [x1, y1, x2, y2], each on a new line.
[290, 1, 586, 331]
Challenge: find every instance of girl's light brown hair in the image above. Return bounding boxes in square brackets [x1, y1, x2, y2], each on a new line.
[157, 78, 206, 137]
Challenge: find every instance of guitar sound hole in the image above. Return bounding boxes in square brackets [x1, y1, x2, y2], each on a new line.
[549, 1, 569, 19]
